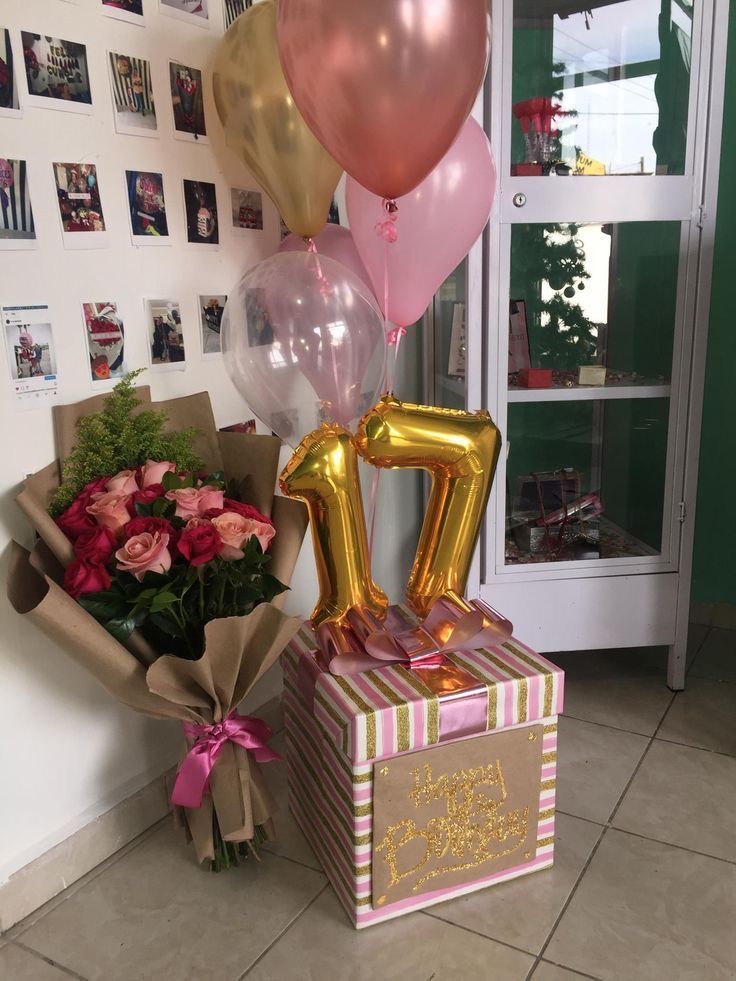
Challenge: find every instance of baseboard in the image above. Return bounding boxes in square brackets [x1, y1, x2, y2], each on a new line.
[0, 767, 175, 932]
[690, 601, 736, 629]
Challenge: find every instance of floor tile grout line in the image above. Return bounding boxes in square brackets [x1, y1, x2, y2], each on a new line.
[422, 909, 538, 961]
[10, 939, 90, 981]
[686, 625, 711, 675]
[7, 815, 170, 940]
[259, 847, 323, 875]
[560, 712, 664, 739]
[653, 733, 736, 759]
[536, 956, 604, 980]
[237, 882, 330, 979]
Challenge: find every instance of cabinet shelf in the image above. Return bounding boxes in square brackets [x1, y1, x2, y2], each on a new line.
[507, 381, 671, 403]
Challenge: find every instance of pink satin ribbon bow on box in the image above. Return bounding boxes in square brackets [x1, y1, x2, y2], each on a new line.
[171, 711, 280, 810]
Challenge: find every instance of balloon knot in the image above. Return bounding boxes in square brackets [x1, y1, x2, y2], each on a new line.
[304, 237, 317, 253]
[383, 198, 398, 215]
[387, 326, 407, 346]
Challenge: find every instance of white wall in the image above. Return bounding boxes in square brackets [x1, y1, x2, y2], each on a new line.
[0, 0, 423, 884]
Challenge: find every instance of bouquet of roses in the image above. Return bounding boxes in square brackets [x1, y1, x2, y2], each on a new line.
[8, 374, 308, 870]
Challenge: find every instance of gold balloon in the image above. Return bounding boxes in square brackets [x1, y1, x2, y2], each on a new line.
[280, 424, 388, 628]
[355, 396, 501, 619]
[212, 0, 342, 239]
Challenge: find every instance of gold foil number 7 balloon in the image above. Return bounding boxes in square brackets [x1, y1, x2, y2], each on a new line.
[280, 396, 501, 627]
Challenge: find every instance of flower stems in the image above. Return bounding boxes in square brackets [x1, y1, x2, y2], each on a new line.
[210, 815, 267, 873]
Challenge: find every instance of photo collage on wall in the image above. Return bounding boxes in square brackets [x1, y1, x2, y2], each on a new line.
[169, 61, 207, 141]
[21, 33, 92, 112]
[52, 162, 108, 248]
[101, 0, 145, 25]
[223, 0, 252, 29]
[160, 0, 210, 27]
[183, 179, 218, 244]
[145, 299, 186, 369]
[0, 28, 21, 116]
[2, 304, 59, 407]
[199, 294, 226, 356]
[231, 188, 263, 231]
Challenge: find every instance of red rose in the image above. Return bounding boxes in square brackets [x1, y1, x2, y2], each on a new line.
[64, 559, 111, 598]
[123, 516, 178, 546]
[73, 525, 117, 564]
[177, 523, 223, 567]
[80, 476, 111, 497]
[223, 499, 273, 526]
[57, 497, 96, 541]
[130, 483, 166, 510]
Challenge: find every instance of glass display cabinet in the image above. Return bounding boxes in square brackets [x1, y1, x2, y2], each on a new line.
[425, 0, 729, 688]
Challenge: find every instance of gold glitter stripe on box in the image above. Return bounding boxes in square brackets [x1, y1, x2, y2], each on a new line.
[540, 778, 556, 791]
[478, 649, 528, 723]
[289, 762, 373, 850]
[393, 665, 440, 745]
[356, 896, 372, 907]
[504, 641, 556, 718]
[365, 670, 411, 753]
[537, 835, 554, 848]
[290, 747, 373, 848]
[296, 714, 371, 817]
[285, 678, 350, 756]
[539, 807, 555, 820]
[543, 723, 558, 734]
[333, 677, 377, 761]
[542, 751, 557, 764]
[445, 653, 497, 730]
[297, 626, 316, 649]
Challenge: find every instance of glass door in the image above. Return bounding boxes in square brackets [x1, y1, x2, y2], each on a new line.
[484, 0, 710, 581]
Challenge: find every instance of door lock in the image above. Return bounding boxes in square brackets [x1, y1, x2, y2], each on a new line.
[512, 193, 526, 208]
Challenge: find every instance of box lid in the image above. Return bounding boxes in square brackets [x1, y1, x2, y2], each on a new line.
[284, 609, 564, 764]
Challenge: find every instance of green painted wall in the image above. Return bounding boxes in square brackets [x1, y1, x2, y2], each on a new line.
[690, 6, 736, 606]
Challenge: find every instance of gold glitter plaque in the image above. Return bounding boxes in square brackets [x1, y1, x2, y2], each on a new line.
[371, 725, 543, 907]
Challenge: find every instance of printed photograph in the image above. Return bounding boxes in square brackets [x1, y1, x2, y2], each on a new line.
[183, 179, 218, 244]
[220, 419, 256, 434]
[245, 288, 274, 347]
[126, 170, 168, 240]
[53, 162, 105, 233]
[223, 0, 251, 29]
[81, 302, 126, 382]
[0, 159, 36, 248]
[145, 299, 186, 367]
[199, 294, 226, 355]
[0, 28, 21, 115]
[279, 216, 289, 241]
[2, 304, 60, 407]
[108, 52, 156, 135]
[101, 0, 144, 24]
[169, 62, 206, 140]
[160, 0, 209, 26]
[21, 33, 92, 109]
[231, 188, 262, 230]
[327, 198, 340, 225]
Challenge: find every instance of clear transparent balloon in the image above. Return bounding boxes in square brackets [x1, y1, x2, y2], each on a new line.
[222, 251, 387, 447]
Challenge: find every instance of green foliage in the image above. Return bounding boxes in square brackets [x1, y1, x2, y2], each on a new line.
[50, 371, 203, 514]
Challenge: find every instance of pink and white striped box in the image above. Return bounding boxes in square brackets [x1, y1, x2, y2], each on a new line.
[282, 610, 564, 929]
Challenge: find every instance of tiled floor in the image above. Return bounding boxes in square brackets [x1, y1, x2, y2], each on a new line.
[2, 624, 735, 981]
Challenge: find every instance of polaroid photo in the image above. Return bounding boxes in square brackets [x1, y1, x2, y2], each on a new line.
[145, 298, 186, 371]
[125, 170, 169, 245]
[0, 29, 22, 117]
[81, 301, 127, 384]
[230, 188, 263, 232]
[327, 198, 340, 225]
[0, 159, 36, 251]
[52, 162, 108, 250]
[2, 304, 60, 408]
[108, 52, 157, 137]
[198, 294, 225, 357]
[169, 61, 207, 142]
[101, 0, 145, 26]
[223, 0, 251, 29]
[245, 287, 275, 346]
[159, 0, 210, 29]
[220, 419, 256, 434]
[278, 216, 289, 241]
[183, 179, 218, 245]
[21, 33, 93, 114]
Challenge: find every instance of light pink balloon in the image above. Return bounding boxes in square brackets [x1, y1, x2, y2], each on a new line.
[346, 118, 496, 329]
[278, 224, 372, 292]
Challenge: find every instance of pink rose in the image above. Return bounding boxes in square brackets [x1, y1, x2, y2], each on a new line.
[211, 511, 276, 559]
[165, 485, 224, 519]
[115, 531, 172, 581]
[86, 491, 133, 535]
[130, 483, 165, 510]
[106, 469, 139, 495]
[142, 459, 176, 488]
[64, 559, 111, 598]
[185, 516, 212, 529]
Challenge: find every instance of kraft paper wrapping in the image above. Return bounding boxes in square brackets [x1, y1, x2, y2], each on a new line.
[9, 388, 310, 863]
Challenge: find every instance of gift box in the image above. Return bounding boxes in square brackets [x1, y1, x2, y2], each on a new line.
[282, 606, 564, 928]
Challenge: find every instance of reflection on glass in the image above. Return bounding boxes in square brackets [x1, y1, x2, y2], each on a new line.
[509, 220, 680, 383]
[505, 398, 669, 564]
[511, 0, 693, 176]
[431, 261, 466, 410]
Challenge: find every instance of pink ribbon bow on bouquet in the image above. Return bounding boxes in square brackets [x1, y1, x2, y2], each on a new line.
[171, 711, 280, 809]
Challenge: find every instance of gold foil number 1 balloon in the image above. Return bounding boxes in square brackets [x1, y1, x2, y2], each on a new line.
[355, 397, 501, 620]
[280, 396, 500, 630]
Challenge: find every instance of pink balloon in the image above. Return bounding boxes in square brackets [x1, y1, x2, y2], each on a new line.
[346, 118, 496, 329]
[278, 224, 372, 292]
[277, 0, 490, 201]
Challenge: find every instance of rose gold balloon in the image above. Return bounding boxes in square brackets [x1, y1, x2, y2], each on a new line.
[277, 0, 490, 200]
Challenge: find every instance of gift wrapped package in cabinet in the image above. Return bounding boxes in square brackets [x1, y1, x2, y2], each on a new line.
[282, 605, 564, 928]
